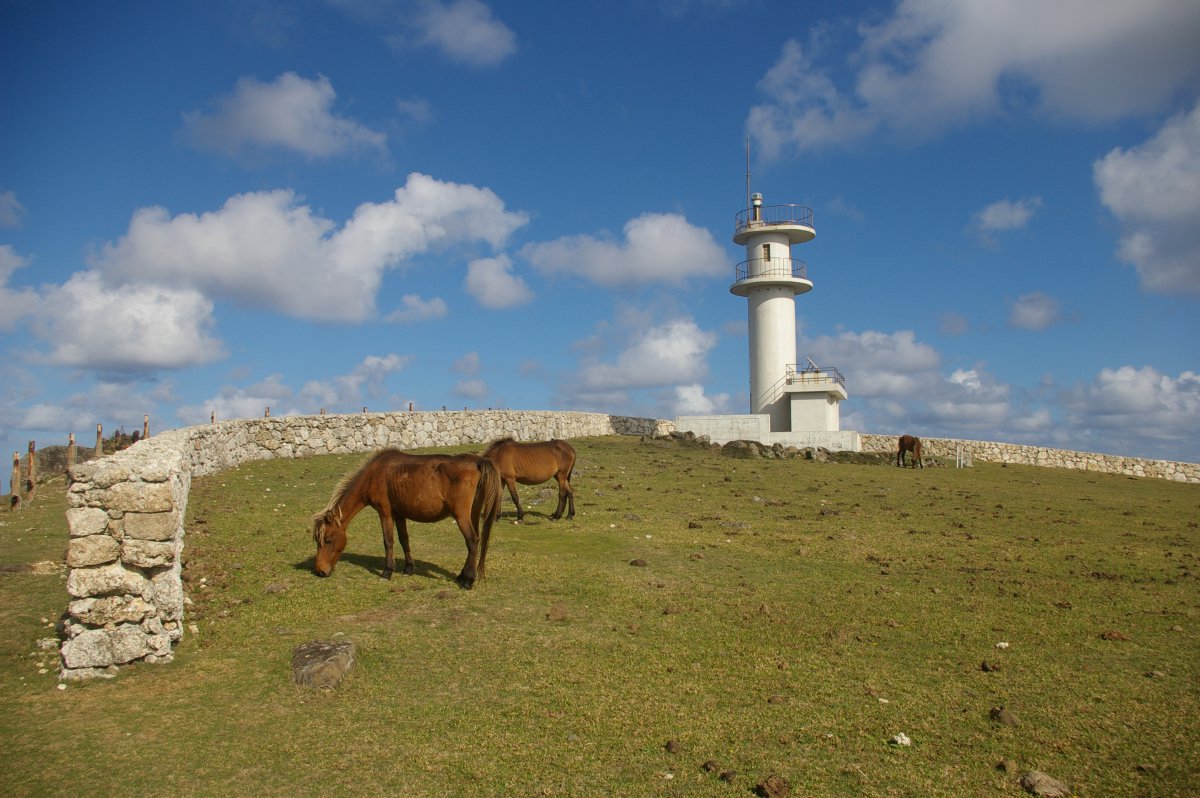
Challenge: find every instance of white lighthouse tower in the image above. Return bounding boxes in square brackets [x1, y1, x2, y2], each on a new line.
[731, 192, 814, 431]
[675, 190, 858, 451]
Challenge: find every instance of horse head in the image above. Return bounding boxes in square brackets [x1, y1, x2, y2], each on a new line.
[312, 508, 347, 577]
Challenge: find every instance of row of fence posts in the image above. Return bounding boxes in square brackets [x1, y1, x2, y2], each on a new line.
[10, 402, 493, 507]
[7, 416, 150, 510]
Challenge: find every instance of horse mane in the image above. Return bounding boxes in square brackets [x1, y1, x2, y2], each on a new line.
[312, 450, 389, 525]
[481, 437, 516, 458]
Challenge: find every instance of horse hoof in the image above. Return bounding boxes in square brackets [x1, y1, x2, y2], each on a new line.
[403, 564, 415, 576]
[382, 569, 394, 580]
[456, 575, 475, 590]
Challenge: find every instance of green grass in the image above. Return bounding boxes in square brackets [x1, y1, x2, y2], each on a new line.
[1, 436, 1197, 797]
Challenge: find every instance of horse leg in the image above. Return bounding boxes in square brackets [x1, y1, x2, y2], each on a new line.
[451, 509, 479, 590]
[397, 517, 415, 575]
[504, 476, 524, 522]
[380, 512, 396, 580]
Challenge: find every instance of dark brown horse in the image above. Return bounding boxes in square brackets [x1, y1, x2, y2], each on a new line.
[897, 435, 923, 469]
[311, 449, 501, 589]
[481, 437, 576, 522]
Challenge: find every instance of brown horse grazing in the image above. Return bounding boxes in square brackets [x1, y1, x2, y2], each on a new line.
[481, 437, 576, 522]
[311, 449, 501, 589]
[897, 435, 923, 469]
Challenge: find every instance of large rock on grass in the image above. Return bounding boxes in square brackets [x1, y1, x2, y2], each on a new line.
[291, 639, 356, 689]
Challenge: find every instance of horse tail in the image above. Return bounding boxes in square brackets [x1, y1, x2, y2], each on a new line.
[473, 458, 502, 577]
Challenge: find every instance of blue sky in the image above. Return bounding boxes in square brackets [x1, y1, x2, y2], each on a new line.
[2, 0, 1199, 470]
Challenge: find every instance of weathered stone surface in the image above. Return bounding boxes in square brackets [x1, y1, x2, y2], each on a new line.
[123, 511, 179, 541]
[1019, 771, 1069, 797]
[67, 506, 110, 538]
[291, 639, 356, 689]
[66, 562, 150, 599]
[66, 534, 120, 568]
[62, 626, 156, 668]
[150, 567, 185, 621]
[69, 596, 155, 625]
[102, 481, 174, 513]
[121, 538, 177, 568]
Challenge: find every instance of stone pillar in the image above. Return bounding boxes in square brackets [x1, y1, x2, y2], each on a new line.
[67, 433, 76, 470]
[25, 441, 36, 503]
[143, 415, 149, 439]
[9, 451, 19, 509]
[94, 424, 103, 459]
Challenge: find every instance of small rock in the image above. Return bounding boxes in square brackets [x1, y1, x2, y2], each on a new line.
[264, 583, 288, 594]
[1019, 770, 1069, 797]
[719, 770, 737, 783]
[1143, 670, 1167, 678]
[664, 739, 681, 754]
[630, 559, 647, 567]
[755, 773, 790, 798]
[981, 660, 1000, 672]
[889, 732, 912, 746]
[989, 706, 1019, 726]
[701, 760, 720, 773]
[1170, 624, 1183, 632]
[1136, 763, 1158, 774]
[995, 641, 1010, 649]
[291, 639, 356, 690]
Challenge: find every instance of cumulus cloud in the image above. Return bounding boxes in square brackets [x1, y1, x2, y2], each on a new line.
[1094, 102, 1200, 297]
[673, 383, 731, 415]
[973, 197, 1042, 244]
[576, 318, 718, 393]
[180, 72, 387, 160]
[92, 173, 529, 323]
[1059, 366, 1200, 459]
[522, 213, 727, 287]
[1008, 291, 1061, 330]
[453, 351, 480, 374]
[179, 374, 296, 424]
[749, 0, 1200, 155]
[385, 294, 448, 323]
[805, 329, 941, 397]
[413, 0, 516, 67]
[0, 190, 25, 228]
[453, 378, 489, 400]
[19, 380, 168, 437]
[464, 254, 534, 308]
[33, 271, 224, 371]
[0, 245, 38, 331]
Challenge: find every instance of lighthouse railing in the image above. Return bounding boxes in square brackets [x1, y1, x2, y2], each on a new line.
[735, 203, 814, 233]
[735, 257, 807, 282]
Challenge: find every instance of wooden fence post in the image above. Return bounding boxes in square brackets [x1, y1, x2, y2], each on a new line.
[9, 451, 19, 510]
[94, 424, 103, 459]
[143, 414, 149, 439]
[25, 441, 36, 504]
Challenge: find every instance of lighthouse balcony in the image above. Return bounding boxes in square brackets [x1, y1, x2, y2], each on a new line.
[733, 203, 815, 245]
[735, 256, 807, 282]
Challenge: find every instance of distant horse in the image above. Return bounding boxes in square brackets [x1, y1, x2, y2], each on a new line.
[897, 435, 923, 469]
[481, 437, 576, 522]
[311, 449, 501, 589]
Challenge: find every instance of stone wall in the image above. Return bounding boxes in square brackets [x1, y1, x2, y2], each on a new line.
[860, 433, 1200, 483]
[60, 410, 672, 680]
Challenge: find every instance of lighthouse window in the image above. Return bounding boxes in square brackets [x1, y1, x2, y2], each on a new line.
[761, 244, 770, 265]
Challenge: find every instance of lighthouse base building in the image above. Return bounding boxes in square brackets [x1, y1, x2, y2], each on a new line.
[675, 192, 859, 451]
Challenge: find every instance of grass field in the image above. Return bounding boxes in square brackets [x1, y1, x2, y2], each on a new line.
[1, 436, 1197, 797]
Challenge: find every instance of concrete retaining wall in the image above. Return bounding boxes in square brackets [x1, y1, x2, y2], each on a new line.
[860, 433, 1200, 483]
[60, 410, 671, 680]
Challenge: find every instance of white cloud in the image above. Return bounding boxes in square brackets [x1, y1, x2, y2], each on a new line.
[973, 197, 1042, 239]
[464, 254, 534, 308]
[453, 378, 489, 400]
[453, 351, 480, 374]
[385, 294, 448, 323]
[92, 173, 529, 323]
[180, 374, 296, 425]
[673, 383, 731, 416]
[577, 318, 718, 392]
[34, 271, 224, 371]
[1008, 291, 1061, 330]
[522, 212, 727, 287]
[1059, 366, 1200, 459]
[805, 329, 941, 397]
[414, 0, 516, 67]
[0, 190, 25, 228]
[0, 245, 38, 331]
[1094, 102, 1200, 297]
[180, 72, 387, 160]
[19, 380, 166, 437]
[749, 0, 1200, 154]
